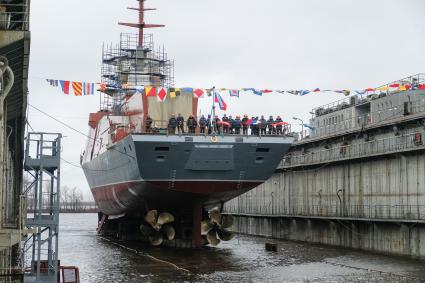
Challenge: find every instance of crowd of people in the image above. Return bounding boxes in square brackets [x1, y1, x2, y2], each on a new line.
[145, 113, 289, 136]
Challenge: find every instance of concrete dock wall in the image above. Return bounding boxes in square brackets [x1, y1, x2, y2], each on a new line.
[224, 152, 425, 258]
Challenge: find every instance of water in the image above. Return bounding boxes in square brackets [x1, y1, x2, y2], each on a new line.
[59, 214, 425, 282]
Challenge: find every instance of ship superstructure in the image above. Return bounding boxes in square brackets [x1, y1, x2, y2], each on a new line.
[81, 0, 293, 248]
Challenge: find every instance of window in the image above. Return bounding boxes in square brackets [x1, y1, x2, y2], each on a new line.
[155, 147, 169, 151]
[256, 148, 270, 153]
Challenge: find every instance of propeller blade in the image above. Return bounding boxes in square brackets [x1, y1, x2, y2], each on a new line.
[157, 212, 175, 225]
[149, 232, 163, 246]
[201, 220, 214, 234]
[139, 224, 153, 237]
[217, 228, 234, 241]
[220, 214, 234, 229]
[209, 209, 222, 225]
[162, 224, 175, 241]
[206, 229, 220, 246]
[144, 210, 158, 228]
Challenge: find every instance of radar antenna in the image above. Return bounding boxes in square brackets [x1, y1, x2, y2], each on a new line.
[118, 0, 165, 47]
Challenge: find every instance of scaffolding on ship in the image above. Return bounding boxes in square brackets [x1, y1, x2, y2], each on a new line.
[99, 0, 174, 113]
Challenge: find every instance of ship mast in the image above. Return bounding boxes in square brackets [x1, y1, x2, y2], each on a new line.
[118, 0, 165, 48]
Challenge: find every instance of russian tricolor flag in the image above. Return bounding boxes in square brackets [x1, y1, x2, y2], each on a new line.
[214, 91, 227, 111]
[244, 118, 258, 126]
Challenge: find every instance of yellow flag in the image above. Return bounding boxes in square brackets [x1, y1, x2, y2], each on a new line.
[376, 86, 389, 91]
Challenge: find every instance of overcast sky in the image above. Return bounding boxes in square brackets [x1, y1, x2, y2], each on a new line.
[28, 0, 425, 199]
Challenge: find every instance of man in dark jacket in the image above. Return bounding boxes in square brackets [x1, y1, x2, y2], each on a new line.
[260, 115, 267, 135]
[275, 116, 283, 135]
[267, 115, 275, 135]
[207, 114, 212, 134]
[168, 114, 177, 134]
[228, 115, 235, 134]
[177, 113, 185, 134]
[233, 115, 242, 134]
[250, 116, 257, 135]
[187, 115, 198, 134]
[242, 114, 249, 135]
[145, 115, 153, 133]
[222, 114, 229, 134]
[199, 115, 207, 134]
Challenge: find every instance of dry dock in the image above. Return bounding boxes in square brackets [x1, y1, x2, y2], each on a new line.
[225, 80, 425, 259]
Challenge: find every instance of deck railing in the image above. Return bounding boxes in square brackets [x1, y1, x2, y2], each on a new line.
[0, 1, 29, 31]
[282, 131, 425, 168]
[225, 204, 425, 221]
[114, 119, 293, 137]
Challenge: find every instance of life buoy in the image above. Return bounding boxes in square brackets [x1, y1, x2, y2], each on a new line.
[211, 136, 218, 143]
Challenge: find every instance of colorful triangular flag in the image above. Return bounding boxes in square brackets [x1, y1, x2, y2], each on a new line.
[229, 89, 240, 98]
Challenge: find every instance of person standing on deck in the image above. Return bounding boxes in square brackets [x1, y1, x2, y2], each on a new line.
[233, 116, 242, 134]
[260, 115, 267, 135]
[168, 114, 177, 134]
[242, 114, 249, 135]
[145, 115, 153, 133]
[222, 114, 229, 134]
[214, 115, 222, 134]
[207, 114, 212, 134]
[228, 115, 235, 134]
[267, 115, 275, 135]
[275, 116, 283, 135]
[177, 113, 185, 134]
[187, 115, 198, 134]
[199, 115, 207, 134]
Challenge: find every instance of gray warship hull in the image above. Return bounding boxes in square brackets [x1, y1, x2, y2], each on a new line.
[82, 134, 293, 216]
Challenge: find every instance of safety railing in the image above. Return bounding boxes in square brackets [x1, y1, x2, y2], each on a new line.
[0, 1, 29, 31]
[225, 204, 425, 221]
[302, 97, 425, 141]
[312, 74, 425, 118]
[139, 120, 292, 136]
[283, 131, 425, 167]
[113, 119, 293, 138]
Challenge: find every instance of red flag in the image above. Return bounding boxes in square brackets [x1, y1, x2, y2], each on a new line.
[419, 84, 425, 90]
[59, 80, 70, 95]
[405, 84, 411, 90]
[261, 89, 273, 93]
[157, 87, 167, 102]
[217, 121, 231, 127]
[272, 121, 289, 127]
[389, 83, 400, 88]
[365, 88, 375, 92]
[193, 88, 205, 98]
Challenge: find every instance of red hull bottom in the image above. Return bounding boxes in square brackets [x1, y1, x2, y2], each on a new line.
[91, 180, 261, 216]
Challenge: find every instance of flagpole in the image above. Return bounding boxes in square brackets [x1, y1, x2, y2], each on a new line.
[211, 86, 216, 134]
